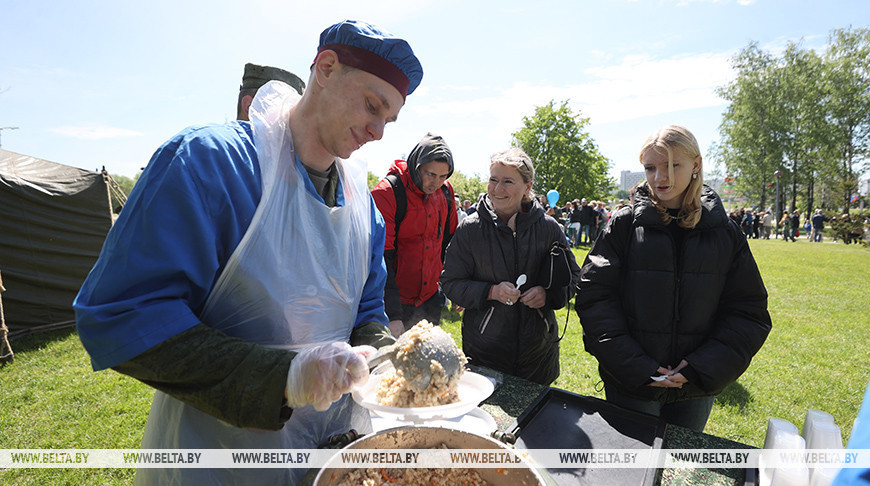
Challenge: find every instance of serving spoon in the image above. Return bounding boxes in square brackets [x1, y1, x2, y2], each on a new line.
[367, 324, 462, 390]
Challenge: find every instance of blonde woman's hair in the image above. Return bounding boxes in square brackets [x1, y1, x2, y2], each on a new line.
[490, 147, 536, 203]
[639, 125, 703, 229]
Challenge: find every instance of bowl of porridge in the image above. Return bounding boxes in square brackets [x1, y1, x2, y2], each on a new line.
[352, 362, 494, 422]
[313, 426, 546, 486]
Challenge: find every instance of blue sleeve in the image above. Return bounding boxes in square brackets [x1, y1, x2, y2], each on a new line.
[74, 123, 260, 370]
[354, 195, 389, 328]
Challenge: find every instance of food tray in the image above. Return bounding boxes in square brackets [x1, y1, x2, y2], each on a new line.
[509, 388, 666, 486]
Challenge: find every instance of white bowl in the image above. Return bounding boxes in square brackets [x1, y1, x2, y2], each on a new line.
[352, 365, 495, 422]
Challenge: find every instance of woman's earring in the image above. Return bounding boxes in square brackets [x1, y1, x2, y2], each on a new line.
[692, 173, 698, 179]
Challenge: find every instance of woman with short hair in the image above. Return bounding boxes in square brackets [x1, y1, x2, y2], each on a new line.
[441, 148, 581, 385]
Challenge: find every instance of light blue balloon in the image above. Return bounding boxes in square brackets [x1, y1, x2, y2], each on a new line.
[546, 189, 559, 207]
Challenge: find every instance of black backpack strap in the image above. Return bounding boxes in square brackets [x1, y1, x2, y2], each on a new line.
[385, 174, 406, 250]
[386, 174, 453, 260]
[440, 184, 454, 260]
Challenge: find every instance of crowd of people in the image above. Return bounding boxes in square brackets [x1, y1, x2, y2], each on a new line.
[727, 206, 843, 243]
[507, 197, 626, 247]
[517, 192, 863, 248]
[70, 19, 779, 483]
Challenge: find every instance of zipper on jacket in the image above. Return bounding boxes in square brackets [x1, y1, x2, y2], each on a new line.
[512, 230, 519, 278]
[670, 225, 693, 366]
[479, 307, 495, 334]
[512, 229, 521, 358]
[667, 228, 681, 364]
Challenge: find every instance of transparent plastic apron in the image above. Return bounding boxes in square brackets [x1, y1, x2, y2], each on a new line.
[136, 82, 373, 485]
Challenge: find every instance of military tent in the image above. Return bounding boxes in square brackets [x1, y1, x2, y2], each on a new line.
[0, 148, 115, 341]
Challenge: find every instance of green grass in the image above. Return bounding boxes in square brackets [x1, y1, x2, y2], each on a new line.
[1, 238, 868, 484]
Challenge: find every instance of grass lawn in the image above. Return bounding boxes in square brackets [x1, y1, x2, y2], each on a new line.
[1, 238, 868, 484]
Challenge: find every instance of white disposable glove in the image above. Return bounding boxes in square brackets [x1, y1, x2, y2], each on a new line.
[285, 342, 373, 411]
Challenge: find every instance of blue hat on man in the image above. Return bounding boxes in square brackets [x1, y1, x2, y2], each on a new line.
[316, 20, 423, 100]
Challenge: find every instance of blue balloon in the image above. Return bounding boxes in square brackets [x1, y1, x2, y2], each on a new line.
[546, 189, 559, 207]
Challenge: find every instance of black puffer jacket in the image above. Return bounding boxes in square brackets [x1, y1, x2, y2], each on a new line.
[441, 194, 581, 385]
[576, 183, 771, 402]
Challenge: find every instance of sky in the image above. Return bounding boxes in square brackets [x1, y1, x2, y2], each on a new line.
[1, 0, 868, 189]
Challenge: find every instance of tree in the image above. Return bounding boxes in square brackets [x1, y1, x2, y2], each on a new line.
[448, 171, 487, 205]
[367, 171, 380, 190]
[824, 27, 870, 213]
[716, 29, 870, 216]
[715, 43, 784, 213]
[110, 172, 141, 214]
[779, 42, 831, 217]
[112, 173, 138, 197]
[512, 100, 613, 203]
[367, 169, 486, 207]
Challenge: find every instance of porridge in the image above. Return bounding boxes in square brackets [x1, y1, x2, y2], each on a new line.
[375, 320, 467, 408]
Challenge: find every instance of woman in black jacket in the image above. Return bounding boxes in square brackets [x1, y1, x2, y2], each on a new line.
[441, 148, 580, 385]
[576, 125, 771, 432]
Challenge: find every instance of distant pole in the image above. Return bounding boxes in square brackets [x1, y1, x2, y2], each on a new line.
[724, 174, 734, 211]
[774, 170, 782, 238]
[0, 126, 19, 149]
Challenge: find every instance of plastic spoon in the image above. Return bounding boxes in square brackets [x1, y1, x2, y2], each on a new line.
[367, 325, 462, 390]
[515, 274, 527, 289]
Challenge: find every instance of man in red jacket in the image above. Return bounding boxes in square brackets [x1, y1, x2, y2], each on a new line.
[372, 133, 457, 337]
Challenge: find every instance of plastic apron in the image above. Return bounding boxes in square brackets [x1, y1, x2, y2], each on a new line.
[135, 81, 374, 485]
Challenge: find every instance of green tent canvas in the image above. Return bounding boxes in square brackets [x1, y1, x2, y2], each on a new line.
[0, 148, 113, 339]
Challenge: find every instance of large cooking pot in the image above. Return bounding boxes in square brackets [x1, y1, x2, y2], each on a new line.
[314, 426, 546, 485]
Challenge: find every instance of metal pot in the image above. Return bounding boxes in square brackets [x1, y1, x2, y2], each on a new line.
[314, 426, 546, 485]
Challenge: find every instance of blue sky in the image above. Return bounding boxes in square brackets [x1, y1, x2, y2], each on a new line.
[1, 0, 867, 187]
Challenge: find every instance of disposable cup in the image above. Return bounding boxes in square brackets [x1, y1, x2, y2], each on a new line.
[806, 421, 843, 450]
[802, 409, 835, 442]
[806, 421, 843, 486]
[760, 421, 805, 486]
[809, 466, 840, 486]
[764, 417, 798, 449]
[771, 464, 809, 486]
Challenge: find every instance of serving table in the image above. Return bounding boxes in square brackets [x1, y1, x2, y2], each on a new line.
[478, 367, 752, 486]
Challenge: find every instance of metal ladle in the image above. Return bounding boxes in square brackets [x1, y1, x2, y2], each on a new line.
[367, 324, 462, 390]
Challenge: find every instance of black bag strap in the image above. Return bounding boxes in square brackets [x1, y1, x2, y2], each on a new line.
[385, 174, 406, 251]
[440, 184, 453, 260]
[386, 173, 453, 259]
[558, 292, 573, 343]
[548, 240, 572, 343]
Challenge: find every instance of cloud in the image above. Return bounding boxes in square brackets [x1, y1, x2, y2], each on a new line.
[575, 51, 735, 123]
[411, 51, 735, 126]
[374, 50, 737, 177]
[50, 125, 143, 140]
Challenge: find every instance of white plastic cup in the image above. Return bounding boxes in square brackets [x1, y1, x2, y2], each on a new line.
[802, 409, 835, 442]
[761, 419, 805, 486]
[771, 464, 810, 486]
[768, 432, 807, 486]
[806, 421, 843, 486]
[765, 418, 800, 450]
[806, 421, 843, 450]
[809, 466, 840, 486]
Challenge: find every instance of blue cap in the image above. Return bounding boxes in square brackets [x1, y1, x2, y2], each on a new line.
[316, 20, 423, 100]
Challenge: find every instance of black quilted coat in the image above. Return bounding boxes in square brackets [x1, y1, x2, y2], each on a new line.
[441, 195, 581, 385]
[576, 184, 771, 402]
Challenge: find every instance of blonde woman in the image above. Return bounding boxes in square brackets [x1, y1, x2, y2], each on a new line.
[576, 125, 771, 432]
